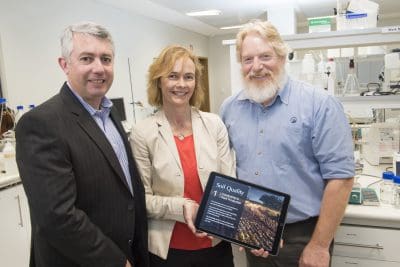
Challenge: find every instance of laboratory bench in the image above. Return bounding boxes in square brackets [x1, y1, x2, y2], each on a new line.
[1, 167, 400, 267]
[0, 172, 30, 267]
[332, 163, 400, 267]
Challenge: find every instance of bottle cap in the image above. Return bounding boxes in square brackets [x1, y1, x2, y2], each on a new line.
[17, 105, 24, 110]
[29, 104, 35, 109]
[382, 171, 394, 180]
[393, 175, 400, 184]
[349, 58, 355, 69]
[0, 98, 6, 104]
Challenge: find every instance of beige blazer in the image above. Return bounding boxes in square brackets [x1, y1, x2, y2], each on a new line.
[130, 107, 235, 259]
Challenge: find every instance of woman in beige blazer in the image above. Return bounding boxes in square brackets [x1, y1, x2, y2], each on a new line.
[130, 45, 236, 267]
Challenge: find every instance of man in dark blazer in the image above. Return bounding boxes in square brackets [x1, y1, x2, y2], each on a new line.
[15, 22, 149, 267]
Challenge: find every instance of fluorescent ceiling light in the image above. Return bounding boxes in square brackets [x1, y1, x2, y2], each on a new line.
[220, 25, 244, 30]
[186, 9, 221, 16]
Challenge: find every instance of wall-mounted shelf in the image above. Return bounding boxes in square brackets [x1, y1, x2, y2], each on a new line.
[223, 26, 400, 50]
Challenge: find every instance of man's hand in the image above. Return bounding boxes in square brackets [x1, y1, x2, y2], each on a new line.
[125, 260, 132, 267]
[238, 247, 269, 258]
[299, 243, 330, 267]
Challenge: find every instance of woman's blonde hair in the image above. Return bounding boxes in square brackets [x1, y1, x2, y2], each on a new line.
[147, 45, 204, 108]
[236, 19, 288, 62]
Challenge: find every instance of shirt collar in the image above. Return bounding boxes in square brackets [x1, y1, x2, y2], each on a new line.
[66, 82, 113, 118]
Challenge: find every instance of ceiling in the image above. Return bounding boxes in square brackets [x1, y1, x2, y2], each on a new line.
[96, 0, 400, 36]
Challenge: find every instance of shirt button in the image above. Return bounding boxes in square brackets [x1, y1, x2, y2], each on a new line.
[128, 239, 133, 247]
[128, 203, 134, 211]
[257, 151, 262, 155]
[259, 129, 264, 134]
[255, 171, 260, 176]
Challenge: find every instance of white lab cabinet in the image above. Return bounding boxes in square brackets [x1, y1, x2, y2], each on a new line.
[332, 225, 400, 266]
[0, 183, 31, 267]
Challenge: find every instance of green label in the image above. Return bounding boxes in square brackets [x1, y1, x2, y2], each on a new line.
[309, 18, 331, 26]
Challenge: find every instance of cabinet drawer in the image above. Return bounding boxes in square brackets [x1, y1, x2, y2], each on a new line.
[333, 225, 400, 262]
[332, 255, 399, 267]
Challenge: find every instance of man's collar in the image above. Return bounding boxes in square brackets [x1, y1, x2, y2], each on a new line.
[66, 82, 113, 116]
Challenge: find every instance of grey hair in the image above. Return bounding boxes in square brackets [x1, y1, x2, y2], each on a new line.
[60, 21, 114, 61]
[236, 19, 288, 62]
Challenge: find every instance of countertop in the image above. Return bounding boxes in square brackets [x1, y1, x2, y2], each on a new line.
[1, 162, 399, 229]
[0, 172, 20, 189]
[342, 163, 400, 229]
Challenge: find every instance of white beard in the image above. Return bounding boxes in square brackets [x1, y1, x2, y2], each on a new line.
[243, 70, 287, 104]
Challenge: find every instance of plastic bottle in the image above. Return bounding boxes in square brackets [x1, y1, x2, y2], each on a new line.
[14, 105, 24, 128]
[393, 175, 400, 208]
[380, 171, 394, 205]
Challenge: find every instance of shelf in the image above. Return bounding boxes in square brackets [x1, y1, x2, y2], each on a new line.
[337, 95, 400, 109]
[223, 26, 400, 50]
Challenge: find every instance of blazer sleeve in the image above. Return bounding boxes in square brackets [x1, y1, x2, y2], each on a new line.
[16, 110, 127, 266]
[130, 124, 187, 223]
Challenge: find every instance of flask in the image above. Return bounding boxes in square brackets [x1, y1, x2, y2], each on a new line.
[380, 171, 394, 205]
[342, 58, 360, 96]
[393, 175, 400, 208]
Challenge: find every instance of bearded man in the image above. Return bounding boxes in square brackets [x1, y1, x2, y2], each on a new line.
[220, 20, 355, 267]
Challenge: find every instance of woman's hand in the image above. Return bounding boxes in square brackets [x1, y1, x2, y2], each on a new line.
[183, 200, 208, 238]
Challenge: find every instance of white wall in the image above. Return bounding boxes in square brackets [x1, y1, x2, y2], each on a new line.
[208, 33, 235, 113]
[0, 0, 209, 124]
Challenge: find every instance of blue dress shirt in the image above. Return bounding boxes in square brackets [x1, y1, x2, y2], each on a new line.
[220, 77, 355, 223]
[68, 85, 133, 194]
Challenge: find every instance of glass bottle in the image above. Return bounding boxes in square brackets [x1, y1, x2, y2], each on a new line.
[342, 58, 360, 96]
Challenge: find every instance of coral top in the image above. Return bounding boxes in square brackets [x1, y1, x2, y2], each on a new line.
[169, 135, 212, 250]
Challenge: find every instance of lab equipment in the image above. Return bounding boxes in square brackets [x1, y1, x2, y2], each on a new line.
[0, 141, 17, 175]
[326, 58, 336, 95]
[394, 152, 400, 176]
[361, 188, 380, 206]
[301, 53, 315, 84]
[393, 175, 400, 208]
[349, 186, 362, 204]
[380, 171, 394, 205]
[363, 122, 399, 165]
[383, 50, 400, 91]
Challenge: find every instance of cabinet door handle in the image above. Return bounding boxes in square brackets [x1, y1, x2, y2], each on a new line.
[15, 195, 24, 227]
[335, 241, 383, 249]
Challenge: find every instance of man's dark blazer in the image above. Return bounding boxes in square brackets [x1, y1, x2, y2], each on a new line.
[15, 83, 149, 267]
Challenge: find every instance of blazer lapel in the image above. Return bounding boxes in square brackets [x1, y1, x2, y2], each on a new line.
[155, 110, 183, 171]
[60, 85, 130, 191]
[191, 108, 208, 188]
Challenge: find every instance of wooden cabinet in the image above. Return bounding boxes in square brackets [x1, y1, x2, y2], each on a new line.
[0, 183, 31, 267]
